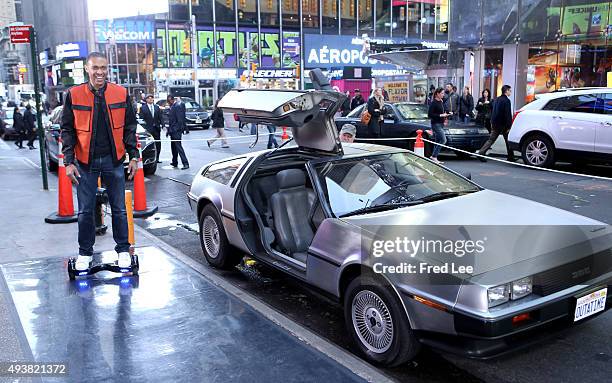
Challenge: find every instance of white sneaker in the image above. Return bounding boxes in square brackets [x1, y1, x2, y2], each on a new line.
[117, 252, 132, 268]
[75, 255, 93, 271]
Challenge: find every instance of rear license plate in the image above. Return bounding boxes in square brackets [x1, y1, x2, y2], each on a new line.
[574, 287, 607, 322]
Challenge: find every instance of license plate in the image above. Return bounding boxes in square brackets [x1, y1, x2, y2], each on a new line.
[574, 287, 607, 322]
[195, 118, 202, 124]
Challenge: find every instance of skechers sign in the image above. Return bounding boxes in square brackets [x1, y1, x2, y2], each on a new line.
[94, 19, 154, 43]
[304, 34, 401, 70]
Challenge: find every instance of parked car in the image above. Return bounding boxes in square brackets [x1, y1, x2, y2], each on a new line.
[0, 107, 19, 140]
[155, 98, 211, 130]
[44, 106, 158, 175]
[188, 89, 612, 366]
[509, 88, 612, 167]
[335, 102, 490, 157]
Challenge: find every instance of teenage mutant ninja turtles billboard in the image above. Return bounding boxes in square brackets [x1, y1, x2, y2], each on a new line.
[156, 24, 300, 69]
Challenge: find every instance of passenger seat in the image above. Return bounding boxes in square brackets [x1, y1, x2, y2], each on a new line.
[269, 169, 316, 263]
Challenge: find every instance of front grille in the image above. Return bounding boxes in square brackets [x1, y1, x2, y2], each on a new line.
[533, 249, 612, 296]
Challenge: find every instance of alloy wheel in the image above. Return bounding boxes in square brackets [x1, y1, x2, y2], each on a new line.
[202, 215, 220, 258]
[525, 139, 549, 166]
[351, 290, 394, 353]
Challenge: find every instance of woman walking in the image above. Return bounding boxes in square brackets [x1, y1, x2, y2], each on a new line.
[475, 89, 492, 132]
[427, 88, 450, 164]
[366, 88, 385, 138]
[207, 100, 229, 148]
[458, 86, 474, 124]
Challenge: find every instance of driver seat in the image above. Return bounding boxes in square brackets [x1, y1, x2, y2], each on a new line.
[269, 169, 316, 263]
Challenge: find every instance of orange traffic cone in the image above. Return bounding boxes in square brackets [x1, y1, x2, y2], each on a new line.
[281, 126, 289, 142]
[414, 129, 425, 157]
[132, 137, 158, 218]
[45, 139, 78, 223]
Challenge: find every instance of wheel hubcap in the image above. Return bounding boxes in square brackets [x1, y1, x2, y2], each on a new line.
[202, 216, 220, 258]
[351, 290, 394, 353]
[526, 140, 548, 165]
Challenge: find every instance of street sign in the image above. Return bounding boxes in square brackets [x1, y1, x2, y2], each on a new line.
[9, 25, 32, 43]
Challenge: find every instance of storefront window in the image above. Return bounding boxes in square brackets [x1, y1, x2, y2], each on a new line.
[520, 0, 562, 43]
[483, 49, 503, 97]
[436, 0, 449, 40]
[421, 1, 436, 40]
[449, 0, 481, 44]
[127, 45, 138, 65]
[282, 0, 299, 28]
[322, 0, 339, 34]
[375, 0, 390, 37]
[358, 0, 373, 36]
[303, 0, 320, 30]
[341, 0, 357, 35]
[391, 1, 406, 37]
[482, 0, 517, 44]
[116, 44, 127, 64]
[216, 0, 236, 25]
[260, 0, 279, 26]
[238, 0, 258, 25]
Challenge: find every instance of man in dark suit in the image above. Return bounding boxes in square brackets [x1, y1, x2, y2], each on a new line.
[176, 97, 189, 134]
[140, 94, 163, 163]
[23, 104, 37, 149]
[167, 95, 189, 170]
[475, 85, 516, 162]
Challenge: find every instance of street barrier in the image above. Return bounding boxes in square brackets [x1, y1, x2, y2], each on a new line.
[281, 126, 289, 143]
[45, 139, 78, 224]
[132, 137, 158, 218]
[414, 130, 425, 157]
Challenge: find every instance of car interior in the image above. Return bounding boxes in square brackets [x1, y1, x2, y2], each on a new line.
[240, 153, 327, 266]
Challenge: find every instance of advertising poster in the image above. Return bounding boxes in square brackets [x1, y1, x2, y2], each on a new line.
[384, 81, 410, 102]
[561, 2, 610, 35]
[525, 65, 536, 104]
[413, 78, 427, 104]
[534, 65, 561, 94]
[156, 26, 300, 69]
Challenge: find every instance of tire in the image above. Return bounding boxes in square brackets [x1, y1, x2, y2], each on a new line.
[199, 204, 240, 269]
[521, 134, 555, 167]
[46, 146, 58, 172]
[143, 161, 157, 176]
[344, 275, 420, 367]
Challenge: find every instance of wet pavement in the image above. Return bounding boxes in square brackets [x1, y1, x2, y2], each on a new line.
[0, 246, 366, 383]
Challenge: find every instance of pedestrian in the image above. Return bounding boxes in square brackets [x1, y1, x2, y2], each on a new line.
[350, 89, 365, 110]
[382, 87, 389, 101]
[427, 87, 450, 164]
[265, 125, 278, 149]
[23, 104, 37, 149]
[341, 90, 352, 116]
[141, 94, 163, 163]
[339, 123, 356, 143]
[475, 85, 516, 162]
[176, 97, 189, 134]
[207, 100, 229, 148]
[167, 95, 190, 169]
[443, 83, 459, 119]
[367, 88, 385, 138]
[458, 86, 474, 124]
[61, 51, 139, 271]
[475, 88, 492, 132]
[13, 107, 25, 149]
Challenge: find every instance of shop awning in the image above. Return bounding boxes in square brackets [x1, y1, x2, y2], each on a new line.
[369, 49, 436, 72]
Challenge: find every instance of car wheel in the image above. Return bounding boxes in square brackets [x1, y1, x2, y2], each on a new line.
[521, 134, 555, 167]
[199, 204, 240, 269]
[46, 145, 58, 172]
[143, 161, 157, 176]
[344, 275, 420, 366]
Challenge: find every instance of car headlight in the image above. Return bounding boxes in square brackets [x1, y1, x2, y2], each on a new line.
[488, 284, 510, 308]
[477, 128, 489, 134]
[511, 277, 532, 300]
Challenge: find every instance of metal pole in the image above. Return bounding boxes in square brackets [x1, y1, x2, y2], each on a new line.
[299, 0, 304, 89]
[192, 14, 199, 104]
[29, 27, 48, 190]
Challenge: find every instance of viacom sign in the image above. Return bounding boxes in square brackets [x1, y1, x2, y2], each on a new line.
[304, 34, 401, 70]
[94, 19, 154, 43]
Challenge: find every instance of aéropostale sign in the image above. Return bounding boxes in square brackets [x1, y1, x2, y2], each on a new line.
[304, 34, 400, 70]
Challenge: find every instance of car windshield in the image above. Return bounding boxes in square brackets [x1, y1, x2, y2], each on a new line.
[184, 101, 201, 109]
[315, 152, 480, 217]
[394, 103, 429, 120]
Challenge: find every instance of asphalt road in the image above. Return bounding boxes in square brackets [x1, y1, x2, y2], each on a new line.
[9, 127, 611, 383]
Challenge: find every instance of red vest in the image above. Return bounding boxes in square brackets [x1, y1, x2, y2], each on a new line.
[69, 82, 127, 164]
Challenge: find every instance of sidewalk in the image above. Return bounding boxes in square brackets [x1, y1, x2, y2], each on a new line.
[0, 141, 379, 383]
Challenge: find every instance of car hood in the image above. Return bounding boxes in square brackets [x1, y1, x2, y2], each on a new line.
[218, 89, 345, 154]
[343, 190, 609, 275]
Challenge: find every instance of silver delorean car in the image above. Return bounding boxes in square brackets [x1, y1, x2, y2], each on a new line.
[188, 89, 612, 366]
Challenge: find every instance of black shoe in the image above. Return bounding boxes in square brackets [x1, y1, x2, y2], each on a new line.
[156, 160, 162, 163]
[507, 157, 517, 162]
[181, 165, 189, 170]
[28, 146, 36, 150]
[171, 163, 178, 168]
[184, 131, 189, 134]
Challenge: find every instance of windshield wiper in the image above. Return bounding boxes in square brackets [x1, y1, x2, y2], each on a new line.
[418, 190, 477, 203]
[339, 201, 422, 218]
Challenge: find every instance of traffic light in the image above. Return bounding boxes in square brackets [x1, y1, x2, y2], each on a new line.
[182, 39, 191, 55]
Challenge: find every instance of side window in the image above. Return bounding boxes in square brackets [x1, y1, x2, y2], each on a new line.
[204, 157, 246, 185]
[544, 94, 597, 113]
[347, 104, 365, 118]
[598, 93, 612, 115]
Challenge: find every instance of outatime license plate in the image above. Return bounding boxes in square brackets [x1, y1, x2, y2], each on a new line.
[574, 287, 607, 322]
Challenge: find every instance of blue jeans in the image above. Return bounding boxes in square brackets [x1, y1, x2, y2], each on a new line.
[431, 123, 447, 158]
[76, 155, 130, 257]
[463, 115, 470, 123]
[266, 125, 278, 148]
[250, 123, 257, 136]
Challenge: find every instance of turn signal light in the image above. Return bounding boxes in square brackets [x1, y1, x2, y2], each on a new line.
[414, 295, 447, 312]
[512, 312, 531, 326]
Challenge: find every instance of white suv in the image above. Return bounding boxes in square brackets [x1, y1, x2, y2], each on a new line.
[508, 88, 612, 167]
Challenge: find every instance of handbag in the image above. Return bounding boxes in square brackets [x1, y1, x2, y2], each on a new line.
[360, 109, 372, 125]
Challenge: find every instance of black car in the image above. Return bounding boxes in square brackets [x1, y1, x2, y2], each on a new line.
[155, 98, 211, 130]
[44, 106, 158, 175]
[335, 102, 490, 157]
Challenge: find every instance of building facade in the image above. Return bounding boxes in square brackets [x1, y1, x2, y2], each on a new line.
[452, 0, 611, 109]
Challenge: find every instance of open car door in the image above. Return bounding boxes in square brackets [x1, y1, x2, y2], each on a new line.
[218, 89, 346, 155]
